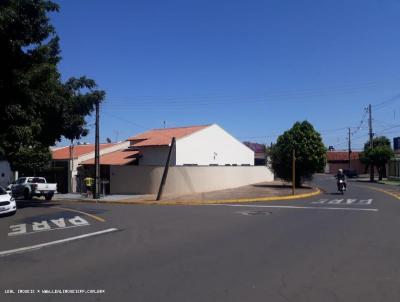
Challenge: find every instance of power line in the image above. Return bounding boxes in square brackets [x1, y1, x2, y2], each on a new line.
[106, 81, 378, 102]
[374, 124, 400, 136]
[373, 93, 400, 111]
[350, 108, 368, 136]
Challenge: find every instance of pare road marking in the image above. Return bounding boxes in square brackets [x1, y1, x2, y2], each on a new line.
[312, 199, 373, 205]
[8, 216, 90, 237]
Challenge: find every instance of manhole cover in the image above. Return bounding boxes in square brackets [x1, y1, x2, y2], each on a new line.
[237, 210, 272, 216]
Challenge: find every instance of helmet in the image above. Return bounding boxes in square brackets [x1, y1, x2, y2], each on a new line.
[338, 169, 343, 173]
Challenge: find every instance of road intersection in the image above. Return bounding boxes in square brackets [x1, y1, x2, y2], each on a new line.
[1, 174, 400, 301]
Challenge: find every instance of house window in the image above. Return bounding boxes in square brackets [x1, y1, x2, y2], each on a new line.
[209, 164, 218, 166]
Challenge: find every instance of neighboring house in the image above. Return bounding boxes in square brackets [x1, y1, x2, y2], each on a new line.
[243, 142, 266, 166]
[388, 159, 400, 179]
[0, 160, 14, 188]
[326, 151, 365, 175]
[79, 148, 140, 194]
[388, 137, 400, 179]
[126, 124, 254, 166]
[50, 141, 129, 193]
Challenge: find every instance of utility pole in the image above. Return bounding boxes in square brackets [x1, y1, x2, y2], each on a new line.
[69, 140, 74, 193]
[157, 137, 176, 201]
[94, 100, 100, 199]
[292, 149, 296, 195]
[348, 128, 351, 169]
[368, 104, 374, 181]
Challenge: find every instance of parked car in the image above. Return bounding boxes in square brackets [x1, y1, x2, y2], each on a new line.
[12, 177, 57, 201]
[0, 186, 16, 215]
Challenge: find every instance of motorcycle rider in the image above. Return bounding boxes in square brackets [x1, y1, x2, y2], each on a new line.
[336, 169, 347, 191]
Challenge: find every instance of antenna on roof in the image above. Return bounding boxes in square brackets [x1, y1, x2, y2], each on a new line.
[114, 130, 120, 142]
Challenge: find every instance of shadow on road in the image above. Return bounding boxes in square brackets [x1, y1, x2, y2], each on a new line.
[16, 199, 59, 209]
[0, 212, 16, 218]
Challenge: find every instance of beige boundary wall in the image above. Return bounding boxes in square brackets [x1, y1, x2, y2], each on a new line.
[110, 166, 274, 195]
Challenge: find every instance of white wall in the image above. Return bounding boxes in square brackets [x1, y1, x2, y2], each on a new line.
[0, 161, 13, 188]
[138, 146, 174, 166]
[175, 124, 254, 166]
[110, 165, 274, 195]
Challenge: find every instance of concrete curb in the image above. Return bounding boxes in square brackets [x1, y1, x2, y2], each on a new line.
[54, 188, 322, 206]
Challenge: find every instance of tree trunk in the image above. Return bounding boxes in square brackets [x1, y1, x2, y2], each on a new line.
[370, 164, 375, 182]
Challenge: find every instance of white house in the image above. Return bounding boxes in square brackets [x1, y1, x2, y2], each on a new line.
[79, 124, 273, 195]
[127, 124, 254, 166]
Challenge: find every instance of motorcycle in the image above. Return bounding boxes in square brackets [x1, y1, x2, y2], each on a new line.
[338, 179, 346, 194]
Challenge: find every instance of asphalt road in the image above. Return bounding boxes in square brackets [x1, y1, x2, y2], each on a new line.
[1, 174, 400, 302]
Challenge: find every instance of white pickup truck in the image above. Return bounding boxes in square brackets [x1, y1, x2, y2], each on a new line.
[12, 177, 57, 201]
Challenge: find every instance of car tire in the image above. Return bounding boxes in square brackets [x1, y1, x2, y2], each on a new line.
[45, 193, 53, 201]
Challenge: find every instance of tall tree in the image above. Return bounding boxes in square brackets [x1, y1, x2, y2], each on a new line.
[270, 121, 326, 187]
[0, 0, 105, 172]
[360, 136, 393, 181]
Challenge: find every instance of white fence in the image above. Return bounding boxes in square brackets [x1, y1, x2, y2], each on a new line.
[110, 165, 274, 195]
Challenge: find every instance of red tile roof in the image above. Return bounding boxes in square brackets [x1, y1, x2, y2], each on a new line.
[81, 149, 139, 165]
[52, 144, 115, 160]
[127, 125, 210, 147]
[327, 151, 360, 161]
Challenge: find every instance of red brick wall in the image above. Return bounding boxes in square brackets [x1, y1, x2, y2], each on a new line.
[327, 160, 368, 175]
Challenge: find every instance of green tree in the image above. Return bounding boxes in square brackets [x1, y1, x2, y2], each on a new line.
[360, 136, 393, 181]
[270, 121, 326, 187]
[0, 0, 105, 172]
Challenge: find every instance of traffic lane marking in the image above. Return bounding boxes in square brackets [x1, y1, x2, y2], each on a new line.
[356, 185, 400, 200]
[311, 198, 373, 205]
[51, 206, 105, 222]
[8, 216, 90, 237]
[207, 204, 379, 212]
[0, 228, 119, 257]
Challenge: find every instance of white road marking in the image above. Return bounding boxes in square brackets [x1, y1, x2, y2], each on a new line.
[209, 204, 379, 212]
[359, 199, 373, 205]
[8, 224, 90, 237]
[0, 228, 118, 257]
[32, 221, 51, 232]
[312, 198, 373, 205]
[327, 199, 343, 204]
[8, 216, 90, 237]
[345, 199, 358, 205]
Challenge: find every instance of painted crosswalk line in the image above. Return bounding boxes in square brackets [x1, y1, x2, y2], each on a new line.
[312, 199, 373, 205]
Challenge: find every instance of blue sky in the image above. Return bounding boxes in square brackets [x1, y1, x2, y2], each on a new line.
[51, 0, 400, 150]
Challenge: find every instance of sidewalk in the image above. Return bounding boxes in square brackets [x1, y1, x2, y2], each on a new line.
[53, 180, 320, 205]
[53, 193, 154, 202]
[161, 181, 315, 202]
[351, 177, 400, 190]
